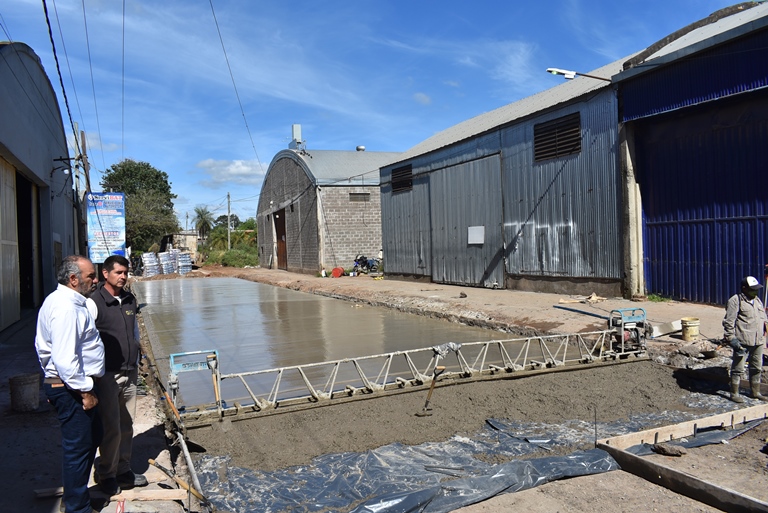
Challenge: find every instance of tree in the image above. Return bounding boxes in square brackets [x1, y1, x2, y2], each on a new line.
[214, 214, 241, 229]
[204, 225, 229, 250]
[100, 159, 178, 251]
[193, 206, 214, 240]
[126, 190, 179, 252]
[238, 218, 256, 231]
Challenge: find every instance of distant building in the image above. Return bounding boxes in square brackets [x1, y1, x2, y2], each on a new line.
[0, 43, 78, 331]
[257, 125, 400, 273]
[160, 230, 199, 263]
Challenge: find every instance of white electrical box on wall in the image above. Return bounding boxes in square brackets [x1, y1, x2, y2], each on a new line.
[468, 226, 485, 245]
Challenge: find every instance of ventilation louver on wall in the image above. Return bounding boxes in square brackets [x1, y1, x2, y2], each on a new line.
[534, 112, 581, 161]
[391, 165, 413, 193]
[349, 192, 371, 202]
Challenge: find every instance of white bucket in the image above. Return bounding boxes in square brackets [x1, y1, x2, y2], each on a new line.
[681, 317, 700, 342]
[9, 373, 40, 412]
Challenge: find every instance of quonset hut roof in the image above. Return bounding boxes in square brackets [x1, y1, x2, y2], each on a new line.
[389, 55, 635, 166]
[616, 1, 768, 80]
[270, 149, 401, 186]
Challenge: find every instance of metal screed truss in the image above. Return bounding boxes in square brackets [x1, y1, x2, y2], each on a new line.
[171, 329, 646, 425]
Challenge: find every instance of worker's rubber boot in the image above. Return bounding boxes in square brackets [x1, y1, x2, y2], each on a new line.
[750, 376, 767, 401]
[730, 377, 745, 403]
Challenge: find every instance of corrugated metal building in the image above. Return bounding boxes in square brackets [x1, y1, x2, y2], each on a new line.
[381, 59, 631, 296]
[257, 126, 400, 273]
[616, 2, 768, 304]
[0, 43, 78, 331]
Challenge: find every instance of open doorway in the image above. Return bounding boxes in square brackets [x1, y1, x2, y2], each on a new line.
[15, 172, 39, 308]
[274, 208, 287, 270]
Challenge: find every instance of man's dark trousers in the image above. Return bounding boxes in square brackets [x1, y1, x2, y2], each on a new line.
[45, 383, 103, 513]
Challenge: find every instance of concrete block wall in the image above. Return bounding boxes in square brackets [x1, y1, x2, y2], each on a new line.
[319, 186, 382, 270]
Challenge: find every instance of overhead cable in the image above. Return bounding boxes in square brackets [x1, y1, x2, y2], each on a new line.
[51, 0, 87, 153]
[78, 0, 107, 172]
[41, 0, 81, 156]
[121, 0, 125, 162]
[208, 0, 263, 170]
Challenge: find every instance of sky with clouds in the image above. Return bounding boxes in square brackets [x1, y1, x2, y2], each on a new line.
[1, 0, 738, 223]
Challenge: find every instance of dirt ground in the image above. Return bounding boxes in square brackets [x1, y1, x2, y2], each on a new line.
[138, 267, 768, 512]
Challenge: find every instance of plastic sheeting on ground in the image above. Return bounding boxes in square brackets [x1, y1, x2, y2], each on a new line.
[348, 449, 618, 513]
[196, 418, 619, 513]
[195, 406, 751, 512]
[625, 419, 764, 456]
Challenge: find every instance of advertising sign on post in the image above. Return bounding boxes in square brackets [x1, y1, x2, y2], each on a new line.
[86, 192, 126, 264]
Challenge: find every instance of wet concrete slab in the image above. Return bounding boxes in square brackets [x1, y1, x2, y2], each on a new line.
[134, 278, 511, 406]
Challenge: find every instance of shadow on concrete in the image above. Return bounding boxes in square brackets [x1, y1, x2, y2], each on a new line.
[671, 366, 729, 395]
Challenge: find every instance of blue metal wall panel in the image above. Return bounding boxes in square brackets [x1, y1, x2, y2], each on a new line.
[639, 94, 768, 304]
[622, 28, 768, 121]
[503, 90, 622, 279]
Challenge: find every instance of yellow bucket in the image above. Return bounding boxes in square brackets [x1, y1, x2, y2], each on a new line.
[681, 317, 700, 342]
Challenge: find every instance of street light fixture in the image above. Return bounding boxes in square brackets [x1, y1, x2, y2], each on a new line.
[546, 67, 611, 82]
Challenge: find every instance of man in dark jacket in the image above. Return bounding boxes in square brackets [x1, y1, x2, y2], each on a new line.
[86, 255, 147, 495]
[723, 275, 768, 403]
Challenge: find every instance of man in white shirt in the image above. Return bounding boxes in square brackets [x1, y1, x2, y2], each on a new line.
[36, 255, 105, 513]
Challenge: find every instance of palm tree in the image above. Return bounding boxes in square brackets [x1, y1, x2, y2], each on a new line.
[193, 206, 214, 240]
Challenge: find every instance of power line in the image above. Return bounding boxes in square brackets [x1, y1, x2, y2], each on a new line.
[41, 0, 81, 157]
[121, 0, 125, 162]
[51, 0, 87, 157]
[208, 0, 262, 170]
[79, 0, 107, 172]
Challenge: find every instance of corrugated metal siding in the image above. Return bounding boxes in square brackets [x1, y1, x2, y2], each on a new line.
[638, 94, 768, 304]
[380, 173, 432, 276]
[1, 157, 20, 331]
[622, 28, 768, 121]
[381, 90, 621, 286]
[429, 155, 504, 287]
[380, 133, 501, 279]
[503, 90, 622, 279]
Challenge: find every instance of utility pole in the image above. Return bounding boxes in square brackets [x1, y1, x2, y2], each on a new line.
[80, 130, 91, 192]
[186, 212, 189, 231]
[73, 122, 81, 197]
[227, 192, 231, 251]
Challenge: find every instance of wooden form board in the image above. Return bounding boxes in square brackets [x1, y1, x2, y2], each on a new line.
[34, 486, 187, 502]
[35, 467, 176, 500]
[598, 444, 768, 513]
[113, 488, 189, 501]
[598, 403, 768, 449]
[597, 404, 768, 513]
